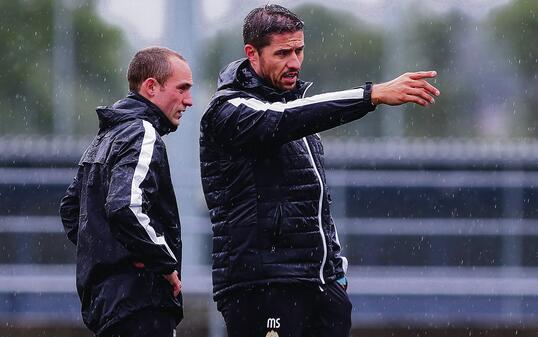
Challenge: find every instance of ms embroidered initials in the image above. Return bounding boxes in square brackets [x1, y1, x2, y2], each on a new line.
[267, 318, 281, 329]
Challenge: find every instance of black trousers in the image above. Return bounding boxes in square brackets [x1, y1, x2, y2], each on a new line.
[217, 282, 352, 337]
[98, 307, 177, 337]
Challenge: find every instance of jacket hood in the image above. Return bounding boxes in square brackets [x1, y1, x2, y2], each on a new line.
[216, 58, 311, 100]
[216, 59, 247, 91]
[96, 92, 177, 136]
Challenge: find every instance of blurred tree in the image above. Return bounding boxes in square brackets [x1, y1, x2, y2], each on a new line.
[294, 5, 384, 93]
[489, 0, 538, 137]
[295, 5, 385, 138]
[403, 10, 479, 138]
[0, 0, 128, 136]
[201, 26, 244, 93]
[490, 0, 538, 82]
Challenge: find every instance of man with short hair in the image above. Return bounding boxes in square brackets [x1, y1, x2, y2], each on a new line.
[200, 4, 439, 337]
[60, 46, 192, 337]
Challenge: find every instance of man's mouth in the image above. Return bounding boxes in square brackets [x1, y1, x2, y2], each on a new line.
[283, 72, 298, 79]
[282, 72, 298, 86]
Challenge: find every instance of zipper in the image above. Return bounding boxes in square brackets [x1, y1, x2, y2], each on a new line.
[300, 82, 327, 285]
[303, 137, 327, 284]
[271, 203, 283, 253]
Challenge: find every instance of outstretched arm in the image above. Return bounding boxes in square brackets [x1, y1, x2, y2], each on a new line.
[208, 87, 375, 148]
[372, 71, 440, 107]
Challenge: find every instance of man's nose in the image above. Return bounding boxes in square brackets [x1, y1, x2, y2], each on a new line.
[183, 91, 193, 107]
[287, 53, 301, 70]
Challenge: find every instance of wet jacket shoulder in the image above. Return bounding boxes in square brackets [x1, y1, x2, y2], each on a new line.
[59, 92, 182, 334]
[200, 59, 375, 300]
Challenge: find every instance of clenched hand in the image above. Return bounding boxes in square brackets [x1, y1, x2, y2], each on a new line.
[163, 270, 182, 297]
[133, 262, 182, 297]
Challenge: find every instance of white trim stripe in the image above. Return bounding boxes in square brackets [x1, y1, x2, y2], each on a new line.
[129, 121, 177, 262]
[303, 137, 328, 284]
[228, 88, 364, 112]
[298, 82, 328, 284]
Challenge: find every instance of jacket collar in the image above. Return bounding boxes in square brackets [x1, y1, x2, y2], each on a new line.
[126, 92, 177, 135]
[218, 58, 311, 102]
[96, 92, 176, 136]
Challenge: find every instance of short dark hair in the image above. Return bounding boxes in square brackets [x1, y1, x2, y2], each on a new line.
[243, 4, 304, 51]
[127, 46, 185, 92]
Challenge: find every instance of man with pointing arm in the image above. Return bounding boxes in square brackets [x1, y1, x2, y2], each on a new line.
[200, 5, 439, 337]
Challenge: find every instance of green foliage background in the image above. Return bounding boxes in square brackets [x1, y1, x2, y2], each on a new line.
[200, 0, 538, 139]
[0, 0, 127, 135]
[1, 0, 536, 138]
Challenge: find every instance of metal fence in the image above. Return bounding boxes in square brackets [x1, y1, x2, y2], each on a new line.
[2, 136, 538, 332]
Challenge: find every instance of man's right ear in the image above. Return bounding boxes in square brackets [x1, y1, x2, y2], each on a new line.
[244, 44, 259, 63]
[139, 78, 158, 98]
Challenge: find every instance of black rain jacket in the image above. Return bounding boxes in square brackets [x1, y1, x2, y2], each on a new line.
[60, 92, 182, 335]
[200, 59, 376, 300]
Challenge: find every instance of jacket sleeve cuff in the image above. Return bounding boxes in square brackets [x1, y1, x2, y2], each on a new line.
[363, 81, 372, 103]
[354, 82, 376, 110]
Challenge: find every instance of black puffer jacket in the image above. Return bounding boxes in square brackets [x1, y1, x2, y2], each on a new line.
[60, 92, 182, 335]
[200, 59, 375, 300]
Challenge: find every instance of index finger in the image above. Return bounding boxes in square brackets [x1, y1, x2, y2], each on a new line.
[409, 71, 437, 80]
